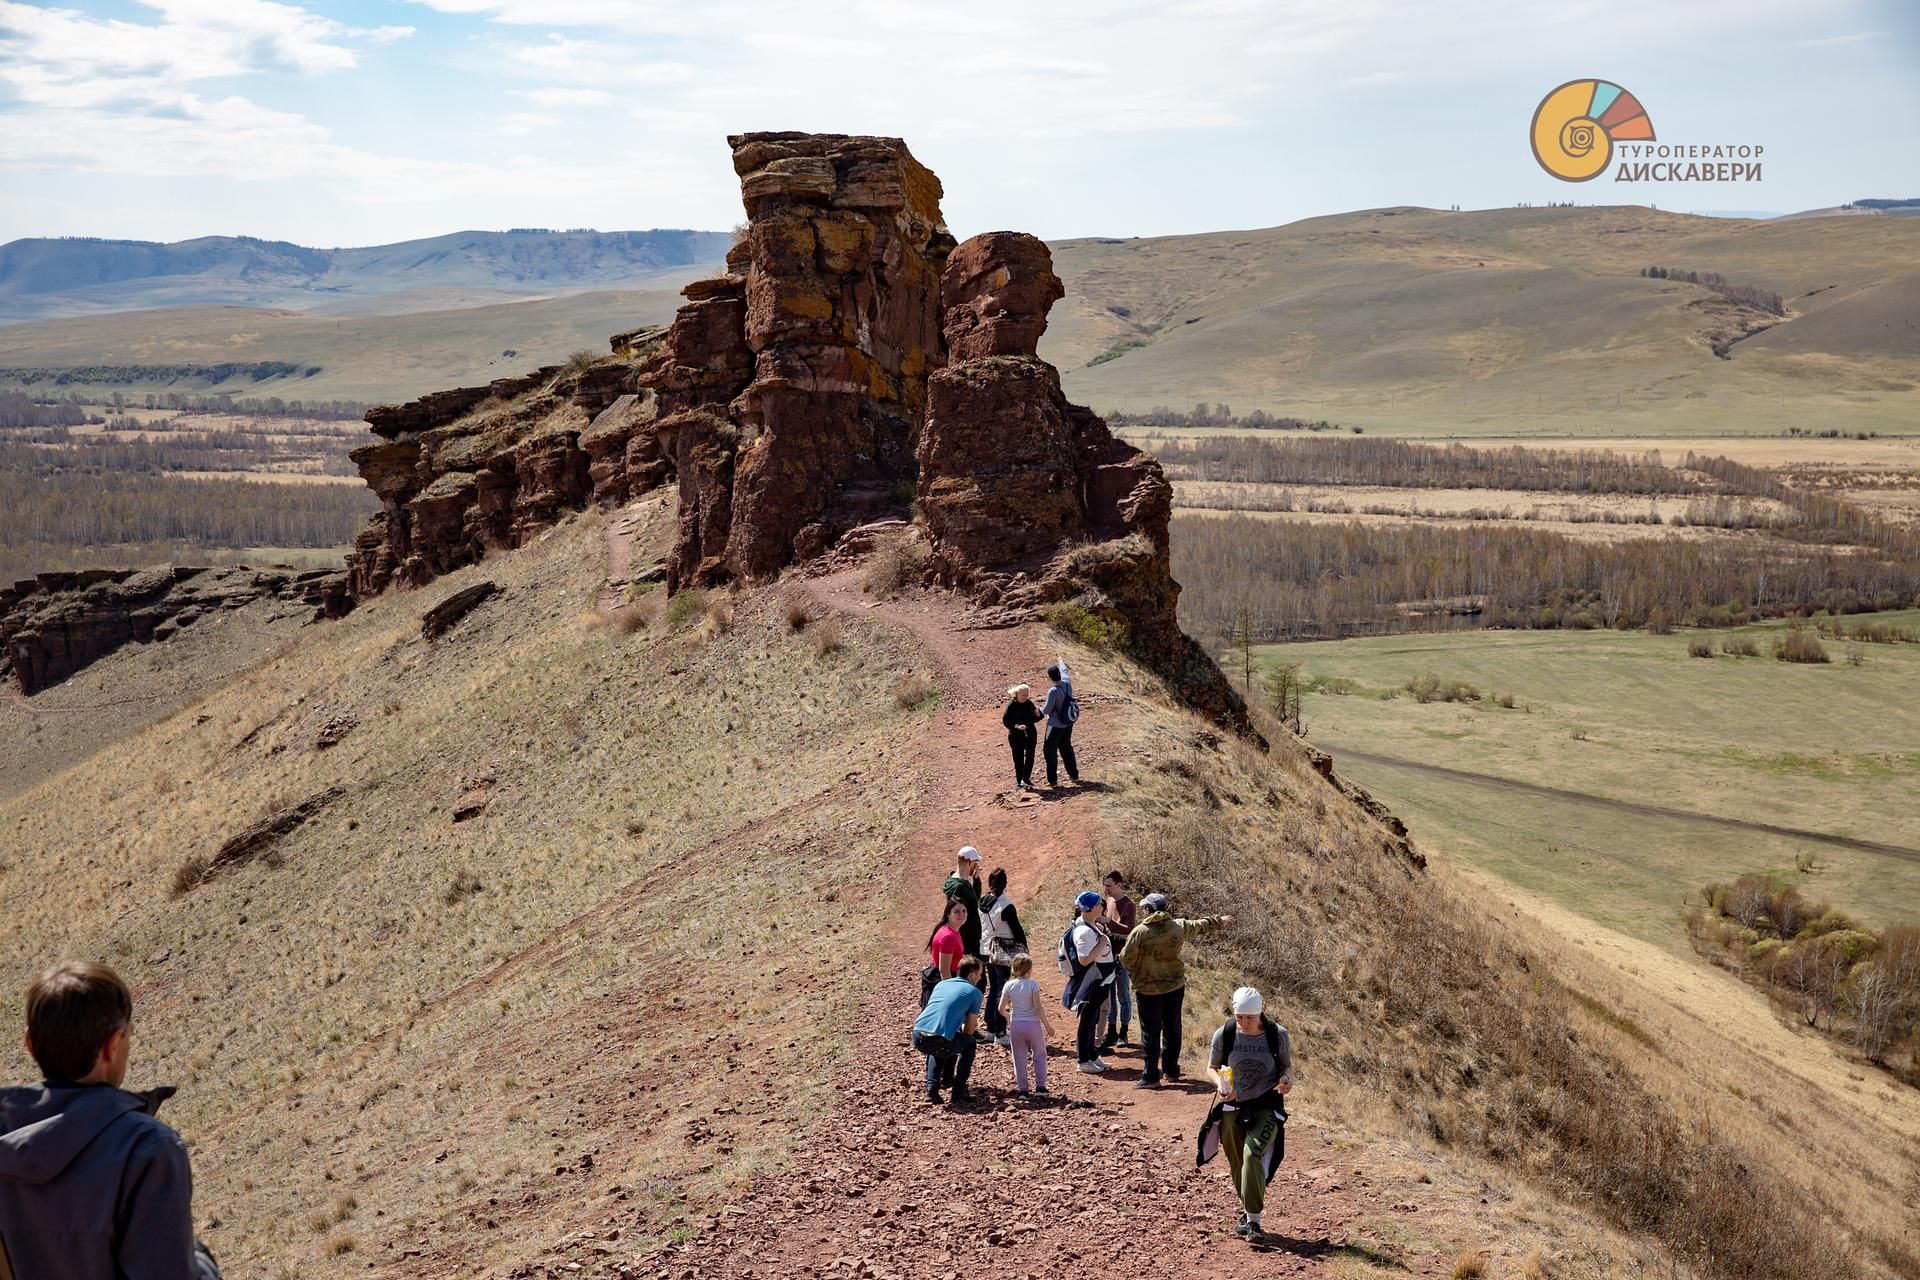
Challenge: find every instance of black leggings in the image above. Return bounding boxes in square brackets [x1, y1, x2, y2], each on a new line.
[1076, 991, 1107, 1062]
[1008, 731, 1035, 786]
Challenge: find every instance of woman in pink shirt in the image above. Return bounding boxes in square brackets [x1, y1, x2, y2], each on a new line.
[929, 900, 968, 978]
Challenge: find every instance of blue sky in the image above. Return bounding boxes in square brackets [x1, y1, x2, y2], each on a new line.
[1, 0, 1915, 246]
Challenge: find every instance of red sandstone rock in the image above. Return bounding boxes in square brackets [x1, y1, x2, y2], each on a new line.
[1, 565, 348, 694]
[940, 231, 1063, 362]
[914, 231, 1251, 734]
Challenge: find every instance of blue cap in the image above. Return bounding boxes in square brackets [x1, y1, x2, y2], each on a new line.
[1075, 890, 1103, 912]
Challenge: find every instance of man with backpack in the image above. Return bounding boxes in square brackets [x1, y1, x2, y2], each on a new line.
[1060, 891, 1115, 1073]
[1197, 986, 1293, 1241]
[912, 956, 986, 1106]
[0, 960, 222, 1279]
[1120, 893, 1233, 1089]
[1039, 658, 1080, 789]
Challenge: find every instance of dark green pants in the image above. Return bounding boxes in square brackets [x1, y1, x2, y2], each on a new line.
[1219, 1107, 1283, 1214]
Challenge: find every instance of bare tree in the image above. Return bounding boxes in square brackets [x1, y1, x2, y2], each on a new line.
[1844, 964, 1906, 1063]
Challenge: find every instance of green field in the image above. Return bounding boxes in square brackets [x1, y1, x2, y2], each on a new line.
[1257, 613, 1920, 944]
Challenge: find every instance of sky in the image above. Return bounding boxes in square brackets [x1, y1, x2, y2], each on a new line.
[1, 0, 1916, 247]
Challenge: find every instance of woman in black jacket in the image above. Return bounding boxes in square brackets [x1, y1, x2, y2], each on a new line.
[1003, 683, 1041, 791]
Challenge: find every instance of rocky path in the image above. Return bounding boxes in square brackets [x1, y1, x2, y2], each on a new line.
[674, 574, 1377, 1280]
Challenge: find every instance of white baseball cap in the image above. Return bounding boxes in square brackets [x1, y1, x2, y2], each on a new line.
[1231, 986, 1264, 1015]
[958, 845, 981, 861]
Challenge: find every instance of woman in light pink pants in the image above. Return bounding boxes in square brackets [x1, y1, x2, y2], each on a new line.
[998, 953, 1055, 1095]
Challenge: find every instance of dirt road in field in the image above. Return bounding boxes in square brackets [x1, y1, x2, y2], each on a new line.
[666, 572, 1392, 1280]
[1327, 746, 1920, 865]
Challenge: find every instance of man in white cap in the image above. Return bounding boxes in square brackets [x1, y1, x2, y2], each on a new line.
[942, 846, 984, 960]
[1199, 986, 1292, 1240]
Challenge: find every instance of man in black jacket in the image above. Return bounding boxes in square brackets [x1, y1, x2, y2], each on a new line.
[0, 961, 219, 1279]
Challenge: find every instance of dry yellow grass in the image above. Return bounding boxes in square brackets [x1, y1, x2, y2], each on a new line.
[0, 500, 939, 1274]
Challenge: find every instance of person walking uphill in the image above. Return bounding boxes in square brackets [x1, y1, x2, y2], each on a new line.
[913, 957, 986, 1105]
[943, 846, 984, 960]
[0, 960, 222, 1279]
[1120, 893, 1232, 1089]
[1039, 658, 1080, 790]
[1002, 684, 1042, 791]
[1198, 987, 1293, 1242]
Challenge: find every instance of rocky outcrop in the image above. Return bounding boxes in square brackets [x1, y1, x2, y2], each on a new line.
[915, 231, 1250, 731]
[714, 133, 954, 581]
[339, 134, 1246, 731]
[0, 565, 349, 695]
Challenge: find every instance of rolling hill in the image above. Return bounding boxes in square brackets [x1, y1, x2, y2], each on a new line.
[1046, 204, 1920, 436]
[0, 229, 732, 322]
[0, 205, 1914, 431]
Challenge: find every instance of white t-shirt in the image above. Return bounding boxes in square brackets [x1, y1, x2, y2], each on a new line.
[1072, 920, 1112, 965]
[1003, 976, 1045, 1023]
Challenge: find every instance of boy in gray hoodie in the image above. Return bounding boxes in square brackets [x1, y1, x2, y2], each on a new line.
[0, 961, 219, 1279]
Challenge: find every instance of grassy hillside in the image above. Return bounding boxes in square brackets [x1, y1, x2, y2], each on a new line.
[0, 501, 942, 1271]
[4, 205, 1913, 429]
[1257, 613, 1920, 941]
[0, 499, 1908, 1276]
[0, 287, 693, 402]
[0, 230, 731, 321]
[1046, 205, 1920, 436]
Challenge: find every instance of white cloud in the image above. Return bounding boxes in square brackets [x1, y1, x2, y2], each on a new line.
[1794, 30, 1885, 47]
[517, 86, 618, 107]
[506, 33, 697, 84]
[1340, 70, 1406, 88]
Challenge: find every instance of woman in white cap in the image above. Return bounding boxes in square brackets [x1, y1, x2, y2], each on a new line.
[1198, 986, 1293, 1241]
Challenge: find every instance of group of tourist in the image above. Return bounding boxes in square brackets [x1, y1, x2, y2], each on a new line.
[910, 661, 1298, 1241]
[0, 649, 1292, 1271]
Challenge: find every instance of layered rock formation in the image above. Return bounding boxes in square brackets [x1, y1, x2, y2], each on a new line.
[345, 133, 951, 596]
[916, 232, 1247, 730]
[343, 132, 1247, 730]
[0, 565, 348, 694]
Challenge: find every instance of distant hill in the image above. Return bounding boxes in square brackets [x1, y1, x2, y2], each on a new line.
[1044, 204, 1920, 435]
[0, 228, 733, 322]
[2, 206, 1915, 434]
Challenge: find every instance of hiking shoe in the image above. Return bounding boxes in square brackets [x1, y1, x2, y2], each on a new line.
[1245, 1216, 1265, 1241]
[1034, 1085, 1050, 1095]
[1132, 1076, 1160, 1090]
[1233, 1214, 1255, 1238]
[948, 1086, 972, 1106]
[924, 1090, 943, 1104]
[1100, 1033, 1119, 1051]
[1076, 1060, 1107, 1074]
[995, 1035, 1011, 1048]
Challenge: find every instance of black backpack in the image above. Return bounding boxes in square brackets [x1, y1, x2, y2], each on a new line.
[1218, 1019, 1284, 1064]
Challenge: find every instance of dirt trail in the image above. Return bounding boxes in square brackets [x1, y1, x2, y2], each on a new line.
[672, 571, 1382, 1279]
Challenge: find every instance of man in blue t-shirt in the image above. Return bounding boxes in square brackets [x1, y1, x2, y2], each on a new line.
[912, 956, 984, 1105]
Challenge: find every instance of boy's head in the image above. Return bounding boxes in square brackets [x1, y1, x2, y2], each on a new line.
[25, 961, 132, 1085]
[957, 956, 983, 982]
[1046, 665, 1060, 683]
[1011, 953, 1033, 978]
[1102, 870, 1127, 894]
